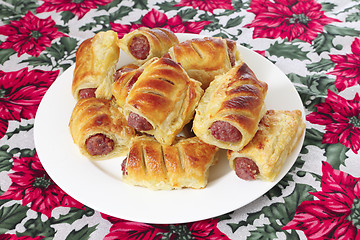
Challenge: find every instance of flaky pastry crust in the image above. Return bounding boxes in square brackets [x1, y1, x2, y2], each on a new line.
[122, 136, 219, 190]
[72, 30, 120, 100]
[167, 37, 242, 89]
[193, 62, 268, 151]
[227, 110, 306, 181]
[69, 98, 136, 160]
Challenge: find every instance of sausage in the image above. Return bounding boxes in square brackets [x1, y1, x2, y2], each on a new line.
[85, 133, 114, 156]
[127, 112, 153, 131]
[129, 35, 150, 60]
[78, 88, 96, 99]
[209, 121, 242, 142]
[121, 158, 127, 175]
[234, 157, 259, 180]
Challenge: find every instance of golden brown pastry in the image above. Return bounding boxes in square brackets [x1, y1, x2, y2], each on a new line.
[121, 136, 219, 190]
[227, 110, 306, 181]
[118, 27, 179, 64]
[69, 98, 136, 160]
[166, 37, 242, 89]
[113, 57, 204, 145]
[193, 62, 268, 151]
[72, 30, 120, 100]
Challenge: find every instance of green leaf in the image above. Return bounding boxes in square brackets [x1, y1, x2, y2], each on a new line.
[248, 224, 278, 240]
[177, 8, 198, 21]
[324, 24, 360, 37]
[267, 41, 310, 61]
[287, 73, 336, 100]
[55, 24, 70, 34]
[51, 206, 95, 225]
[65, 224, 98, 240]
[325, 143, 349, 169]
[5, 123, 34, 139]
[212, 32, 230, 39]
[306, 58, 335, 72]
[247, 184, 316, 239]
[302, 128, 326, 153]
[1, 0, 38, 23]
[109, 6, 132, 22]
[321, 2, 336, 12]
[0, 145, 13, 172]
[225, 16, 245, 28]
[266, 173, 294, 199]
[0, 5, 15, 23]
[346, 12, 360, 22]
[79, 22, 99, 32]
[133, 0, 148, 9]
[157, 1, 178, 11]
[60, 11, 75, 24]
[60, 37, 78, 54]
[18, 213, 56, 238]
[0, 203, 29, 234]
[20, 148, 36, 158]
[217, 212, 233, 222]
[20, 54, 52, 67]
[313, 32, 336, 53]
[98, 0, 123, 11]
[0, 48, 16, 64]
[47, 43, 65, 61]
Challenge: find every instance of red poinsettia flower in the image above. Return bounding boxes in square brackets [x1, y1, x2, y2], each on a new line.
[101, 213, 230, 239]
[306, 90, 360, 154]
[0, 234, 44, 240]
[282, 162, 360, 239]
[37, 0, 113, 19]
[0, 11, 66, 57]
[174, 0, 234, 13]
[0, 153, 84, 217]
[0, 68, 59, 139]
[244, 0, 340, 43]
[111, 8, 211, 38]
[328, 38, 360, 91]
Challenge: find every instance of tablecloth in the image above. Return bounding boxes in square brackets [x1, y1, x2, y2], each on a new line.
[0, 0, 360, 239]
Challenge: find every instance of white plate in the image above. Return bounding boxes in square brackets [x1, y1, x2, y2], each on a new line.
[34, 33, 305, 224]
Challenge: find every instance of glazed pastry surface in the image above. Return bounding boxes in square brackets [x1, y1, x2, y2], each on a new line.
[227, 110, 306, 181]
[193, 62, 268, 151]
[69, 98, 136, 160]
[122, 136, 219, 190]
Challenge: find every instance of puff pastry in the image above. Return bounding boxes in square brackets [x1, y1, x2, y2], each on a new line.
[122, 136, 219, 190]
[72, 30, 120, 100]
[118, 27, 179, 64]
[193, 62, 268, 151]
[114, 57, 204, 145]
[69, 98, 136, 160]
[166, 37, 242, 89]
[227, 110, 306, 181]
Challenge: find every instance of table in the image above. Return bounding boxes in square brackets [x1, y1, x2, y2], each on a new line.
[0, 0, 359, 239]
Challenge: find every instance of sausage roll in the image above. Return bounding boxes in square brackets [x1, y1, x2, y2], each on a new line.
[118, 27, 179, 64]
[193, 62, 268, 151]
[166, 37, 242, 89]
[113, 57, 204, 145]
[72, 30, 120, 100]
[69, 98, 136, 160]
[227, 110, 306, 181]
[121, 136, 219, 190]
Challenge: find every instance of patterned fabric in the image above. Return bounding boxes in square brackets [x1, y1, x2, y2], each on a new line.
[0, 0, 359, 239]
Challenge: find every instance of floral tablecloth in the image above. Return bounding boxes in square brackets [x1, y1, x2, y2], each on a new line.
[1, 0, 360, 239]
